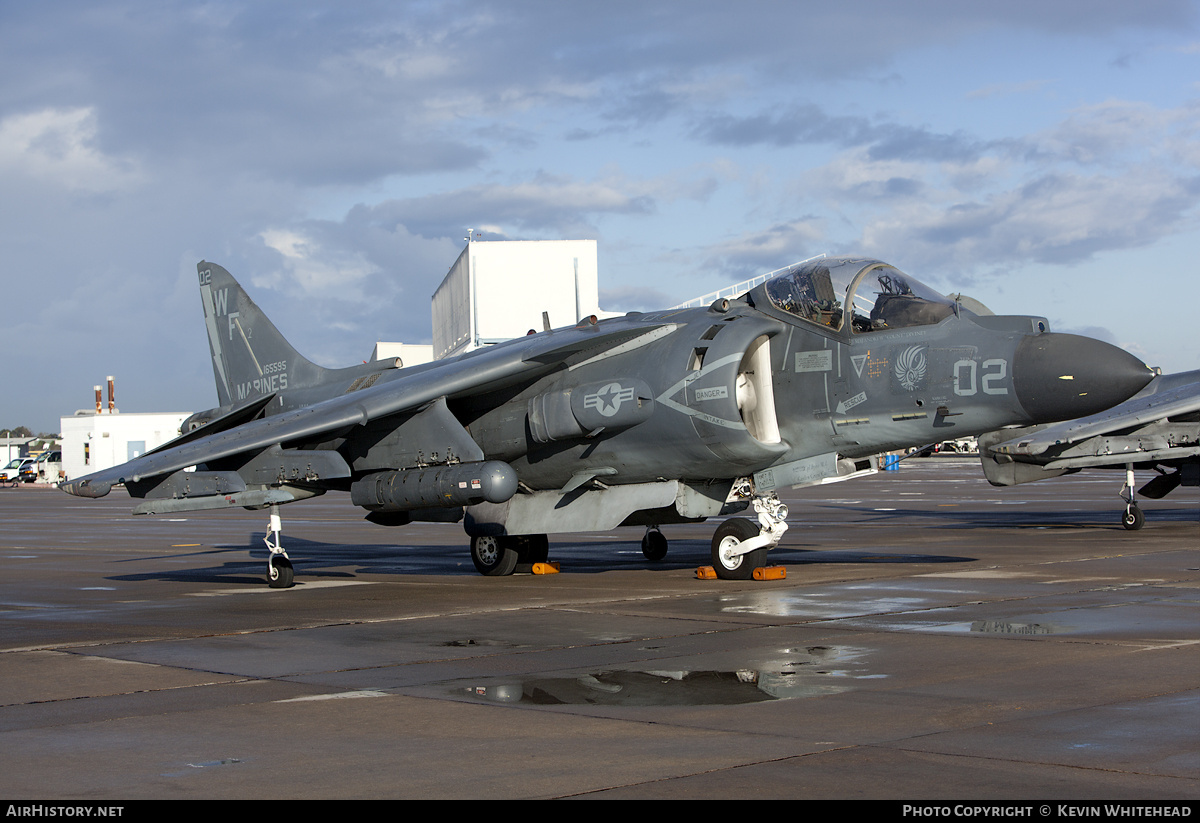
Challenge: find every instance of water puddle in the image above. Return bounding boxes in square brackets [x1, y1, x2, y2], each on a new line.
[452, 646, 884, 706]
[160, 757, 246, 778]
[969, 620, 1063, 635]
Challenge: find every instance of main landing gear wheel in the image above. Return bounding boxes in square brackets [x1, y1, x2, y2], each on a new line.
[471, 535, 520, 576]
[268, 556, 294, 589]
[519, 534, 549, 565]
[641, 528, 668, 562]
[1122, 504, 1145, 531]
[711, 518, 767, 580]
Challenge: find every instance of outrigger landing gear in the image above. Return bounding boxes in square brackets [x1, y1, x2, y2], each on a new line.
[264, 504, 295, 588]
[1120, 464, 1145, 531]
[710, 490, 789, 580]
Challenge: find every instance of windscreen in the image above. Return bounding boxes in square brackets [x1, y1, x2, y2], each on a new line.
[847, 265, 956, 333]
[762, 258, 955, 333]
[762, 261, 849, 329]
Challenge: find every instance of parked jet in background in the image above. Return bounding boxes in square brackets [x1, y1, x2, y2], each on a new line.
[979, 369, 1200, 529]
[62, 257, 1154, 585]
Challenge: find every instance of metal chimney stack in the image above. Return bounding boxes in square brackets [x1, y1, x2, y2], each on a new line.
[107, 376, 115, 413]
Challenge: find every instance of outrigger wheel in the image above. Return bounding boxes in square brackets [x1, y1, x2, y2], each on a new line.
[1122, 504, 1145, 531]
[268, 555, 294, 588]
[264, 505, 296, 588]
[1120, 464, 1145, 531]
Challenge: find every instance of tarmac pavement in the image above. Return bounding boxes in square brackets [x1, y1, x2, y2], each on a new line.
[0, 460, 1196, 800]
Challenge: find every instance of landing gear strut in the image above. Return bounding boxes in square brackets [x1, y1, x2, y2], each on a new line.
[710, 489, 789, 580]
[1120, 464, 1145, 531]
[264, 504, 295, 588]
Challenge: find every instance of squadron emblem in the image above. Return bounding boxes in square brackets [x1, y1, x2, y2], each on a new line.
[894, 345, 927, 391]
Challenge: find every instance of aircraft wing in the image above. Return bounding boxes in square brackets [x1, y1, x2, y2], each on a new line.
[988, 370, 1200, 458]
[62, 319, 674, 499]
[980, 370, 1200, 486]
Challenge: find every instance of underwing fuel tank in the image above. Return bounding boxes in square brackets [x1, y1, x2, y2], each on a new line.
[351, 461, 518, 512]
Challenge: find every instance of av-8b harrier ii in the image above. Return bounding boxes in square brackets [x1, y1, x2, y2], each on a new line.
[62, 257, 1154, 585]
[979, 367, 1200, 529]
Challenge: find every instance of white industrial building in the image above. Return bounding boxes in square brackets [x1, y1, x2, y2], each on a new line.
[369, 342, 435, 365]
[431, 238, 606, 360]
[60, 411, 189, 484]
[1, 436, 35, 464]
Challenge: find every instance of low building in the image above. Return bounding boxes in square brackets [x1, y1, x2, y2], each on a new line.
[60, 411, 189, 483]
[1, 436, 35, 464]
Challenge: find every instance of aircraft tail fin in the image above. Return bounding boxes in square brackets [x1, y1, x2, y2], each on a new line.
[197, 261, 332, 407]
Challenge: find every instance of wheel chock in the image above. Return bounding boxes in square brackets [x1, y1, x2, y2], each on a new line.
[696, 565, 786, 580]
[532, 561, 560, 574]
[752, 565, 786, 581]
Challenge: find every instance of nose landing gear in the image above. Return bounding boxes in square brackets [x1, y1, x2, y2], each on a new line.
[710, 491, 789, 580]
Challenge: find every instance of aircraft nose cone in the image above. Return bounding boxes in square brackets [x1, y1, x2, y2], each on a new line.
[1013, 333, 1153, 423]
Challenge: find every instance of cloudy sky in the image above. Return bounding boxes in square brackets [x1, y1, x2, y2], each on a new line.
[4, 1, 1199, 433]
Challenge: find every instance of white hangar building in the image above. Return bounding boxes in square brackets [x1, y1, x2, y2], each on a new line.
[431, 238, 607, 360]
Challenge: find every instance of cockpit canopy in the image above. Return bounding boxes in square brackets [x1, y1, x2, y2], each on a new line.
[755, 257, 957, 334]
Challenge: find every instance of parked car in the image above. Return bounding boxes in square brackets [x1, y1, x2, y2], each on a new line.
[29, 451, 62, 483]
[1, 457, 35, 485]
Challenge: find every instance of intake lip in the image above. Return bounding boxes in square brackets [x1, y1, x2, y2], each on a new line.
[1013, 333, 1154, 424]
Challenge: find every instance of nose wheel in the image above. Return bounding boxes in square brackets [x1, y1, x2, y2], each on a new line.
[711, 518, 766, 579]
[709, 490, 789, 580]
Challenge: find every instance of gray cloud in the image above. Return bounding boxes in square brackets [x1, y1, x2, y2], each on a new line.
[3, 0, 1199, 431]
[860, 169, 1200, 273]
[358, 176, 656, 239]
[692, 105, 997, 169]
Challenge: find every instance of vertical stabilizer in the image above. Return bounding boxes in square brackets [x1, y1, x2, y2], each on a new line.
[197, 261, 331, 407]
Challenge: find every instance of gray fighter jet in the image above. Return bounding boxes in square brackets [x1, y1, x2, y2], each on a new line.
[979, 368, 1200, 529]
[62, 257, 1154, 585]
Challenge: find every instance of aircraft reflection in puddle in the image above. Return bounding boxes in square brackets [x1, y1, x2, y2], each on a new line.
[456, 646, 885, 706]
[970, 620, 1058, 635]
